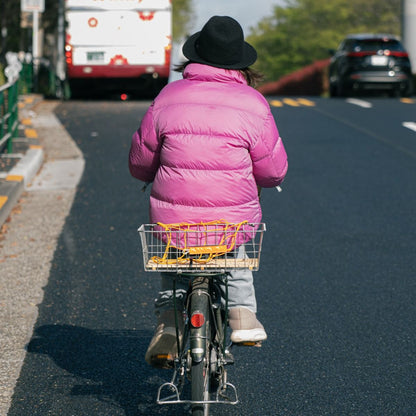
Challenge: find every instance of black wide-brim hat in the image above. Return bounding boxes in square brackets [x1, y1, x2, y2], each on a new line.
[182, 16, 257, 69]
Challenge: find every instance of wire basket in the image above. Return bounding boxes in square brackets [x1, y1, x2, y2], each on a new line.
[138, 221, 266, 273]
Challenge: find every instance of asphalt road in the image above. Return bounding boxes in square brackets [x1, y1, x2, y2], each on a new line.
[7, 96, 416, 415]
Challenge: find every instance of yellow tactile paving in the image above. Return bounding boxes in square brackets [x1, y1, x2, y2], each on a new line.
[24, 128, 38, 138]
[6, 175, 24, 182]
[0, 196, 8, 209]
[29, 144, 42, 149]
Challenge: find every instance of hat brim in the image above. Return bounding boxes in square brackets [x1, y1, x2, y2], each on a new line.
[182, 31, 257, 70]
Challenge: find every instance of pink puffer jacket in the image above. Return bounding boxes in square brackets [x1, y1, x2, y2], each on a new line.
[129, 63, 288, 225]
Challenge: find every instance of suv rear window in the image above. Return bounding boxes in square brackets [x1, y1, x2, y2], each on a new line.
[347, 39, 405, 53]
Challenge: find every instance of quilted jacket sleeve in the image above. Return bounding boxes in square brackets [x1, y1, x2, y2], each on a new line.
[128, 103, 161, 183]
[250, 109, 288, 188]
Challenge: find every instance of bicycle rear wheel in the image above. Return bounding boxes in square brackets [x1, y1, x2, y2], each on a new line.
[191, 345, 210, 416]
[189, 276, 211, 415]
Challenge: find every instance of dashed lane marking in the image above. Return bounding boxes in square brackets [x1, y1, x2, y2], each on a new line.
[270, 98, 316, 107]
[402, 122, 416, 132]
[296, 98, 316, 107]
[269, 99, 283, 107]
[400, 98, 415, 104]
[283, 98, 301, 107]
[346, 98, 373, 108]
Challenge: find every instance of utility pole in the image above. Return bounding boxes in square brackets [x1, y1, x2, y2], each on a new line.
[56, 0, 66, 98]
[402, 0, 416, 73]
[21, 0, 45, 90]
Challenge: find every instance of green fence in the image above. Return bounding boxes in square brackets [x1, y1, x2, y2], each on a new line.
[19, 63, 33, 94]
[0, 77, 20, 154]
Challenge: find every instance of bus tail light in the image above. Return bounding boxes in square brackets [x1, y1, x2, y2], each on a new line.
[65, 43, 73, 65]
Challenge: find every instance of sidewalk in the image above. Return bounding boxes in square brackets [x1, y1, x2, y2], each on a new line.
[0, 95, 45, 227]
[0, 95, 84, 415]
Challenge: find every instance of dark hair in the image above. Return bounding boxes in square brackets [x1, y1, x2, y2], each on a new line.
[174, 61, 263, 88]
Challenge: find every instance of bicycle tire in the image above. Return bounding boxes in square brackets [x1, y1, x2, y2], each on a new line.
[190, 278, 211, 416]
[191, 346, 210, 416]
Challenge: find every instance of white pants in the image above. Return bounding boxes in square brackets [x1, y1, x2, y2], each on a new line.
[154, 245, 258, 314]
[154, 267, 257, 315]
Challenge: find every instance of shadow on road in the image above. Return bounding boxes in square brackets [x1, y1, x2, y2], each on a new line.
[25, 324, 184, 415]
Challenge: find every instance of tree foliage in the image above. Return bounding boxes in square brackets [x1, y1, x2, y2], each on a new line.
[247, 0, 402, 82]
[172, 0, 194, 42]
[0, 0, 21, 62]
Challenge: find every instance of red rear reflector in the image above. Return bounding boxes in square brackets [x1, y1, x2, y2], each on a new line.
[191, 312, 205, 328]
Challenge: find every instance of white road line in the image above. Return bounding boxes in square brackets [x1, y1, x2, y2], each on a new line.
[402, 122, 416, 132]
[346, 98, 373, 108]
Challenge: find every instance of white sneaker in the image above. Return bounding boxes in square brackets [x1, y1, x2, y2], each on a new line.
[228, 307, 267, 343]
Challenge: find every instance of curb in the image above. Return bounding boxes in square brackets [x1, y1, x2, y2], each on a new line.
[0, 97, 45, 228]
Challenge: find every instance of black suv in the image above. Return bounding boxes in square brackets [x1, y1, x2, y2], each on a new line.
[329, 34, 413, 97]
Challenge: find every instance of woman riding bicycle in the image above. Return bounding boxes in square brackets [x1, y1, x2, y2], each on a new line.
[129, 15, 288, 369]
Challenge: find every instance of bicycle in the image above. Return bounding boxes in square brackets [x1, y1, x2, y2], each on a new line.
[138, 220, 266, 415]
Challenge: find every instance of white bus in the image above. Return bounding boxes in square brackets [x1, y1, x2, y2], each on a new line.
[64, 0, 172, 97]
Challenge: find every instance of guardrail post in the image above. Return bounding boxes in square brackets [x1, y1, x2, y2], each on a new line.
[7, 79, 19, 153]
[0, 89, 5, 149]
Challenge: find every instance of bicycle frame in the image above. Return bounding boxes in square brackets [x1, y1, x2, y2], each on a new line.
[156, 273, 239, 410]
[138, 222, 266, 414]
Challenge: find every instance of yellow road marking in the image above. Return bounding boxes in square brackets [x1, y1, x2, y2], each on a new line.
[25, 128, 38, 138]
[0, 196, 8, 209]
[400, 98, 414, 104]
[270, 97, 316, 107]
[283, 98, 301, 107]
[297, 98, 315, 107]
[6, 175, 24, 182]
[270, 100, 283, 107]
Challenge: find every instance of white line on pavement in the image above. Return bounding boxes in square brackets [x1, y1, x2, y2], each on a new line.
[346, 98, 373, 108]
[402, 122, 416, 132]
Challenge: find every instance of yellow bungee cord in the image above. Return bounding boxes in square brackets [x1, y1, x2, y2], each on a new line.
[151, 220, 248, 265]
